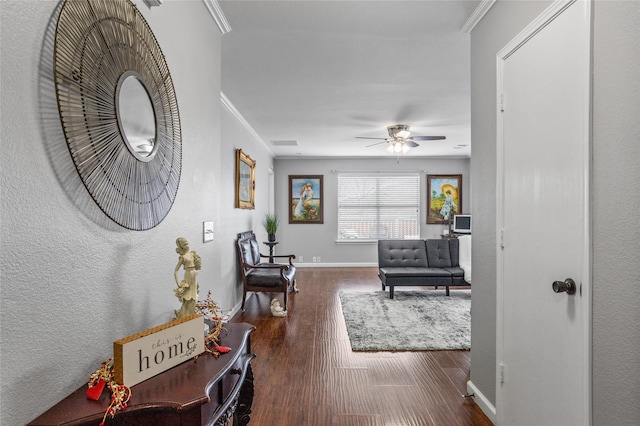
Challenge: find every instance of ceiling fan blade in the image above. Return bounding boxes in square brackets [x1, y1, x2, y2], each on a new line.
[405, 140, 419, 148]
[356, 136, 387, 140]
[412, 135, 446, 141]
[365, 141, 388, 147]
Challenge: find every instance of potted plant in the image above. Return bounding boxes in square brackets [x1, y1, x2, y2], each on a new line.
[263, 213, 279, 242]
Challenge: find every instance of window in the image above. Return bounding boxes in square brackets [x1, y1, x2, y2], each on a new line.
[337, 173, 420, 241]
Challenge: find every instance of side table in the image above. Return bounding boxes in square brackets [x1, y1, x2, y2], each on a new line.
[262, 241, 279, 263]
[29, 322, 256, 426]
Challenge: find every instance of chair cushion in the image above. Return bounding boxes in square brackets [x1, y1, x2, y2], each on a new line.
[245, 264, 296, 287]
[239, 239, 262, 266]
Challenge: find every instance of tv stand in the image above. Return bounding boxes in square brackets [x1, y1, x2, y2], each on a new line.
[29, 322, 256, 426]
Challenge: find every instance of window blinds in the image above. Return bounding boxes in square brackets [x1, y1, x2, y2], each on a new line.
[337, 174, 420, 240]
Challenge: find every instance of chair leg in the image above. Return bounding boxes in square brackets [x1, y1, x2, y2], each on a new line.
[241, 288, 247, 311]
[283, 291, 288, 310]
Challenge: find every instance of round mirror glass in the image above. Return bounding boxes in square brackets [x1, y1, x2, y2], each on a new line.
[116, 72, 157, 161]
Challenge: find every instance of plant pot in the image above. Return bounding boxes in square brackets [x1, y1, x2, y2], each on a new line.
[268, 233, 276, 242]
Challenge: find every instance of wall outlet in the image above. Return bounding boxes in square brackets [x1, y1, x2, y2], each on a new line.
[299, 255, 303, 262]
[317, 256, 321, 262]
[312, 256, 317, 262]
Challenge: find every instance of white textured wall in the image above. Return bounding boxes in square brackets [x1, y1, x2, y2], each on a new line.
[0, 1, 226, 424]
[470, 1, 640, 424]
[219, 105, 275, 308]
[468, 0, 551, 407]
[592, 1, 640, 423]
[274, 157, 470, 265]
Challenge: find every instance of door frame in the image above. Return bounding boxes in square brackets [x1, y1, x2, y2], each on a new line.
[495, 0, 592, 423]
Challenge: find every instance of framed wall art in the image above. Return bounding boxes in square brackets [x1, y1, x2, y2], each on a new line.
[427, 174, 462, 224]
[289, 175, 323, 224]
[235, 149, 255, 209]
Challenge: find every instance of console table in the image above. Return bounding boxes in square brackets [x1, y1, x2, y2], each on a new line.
[29, 322, 256, 426]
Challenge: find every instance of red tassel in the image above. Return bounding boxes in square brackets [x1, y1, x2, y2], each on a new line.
[86, 379, 106, 400]
[215, 345, 231, 354]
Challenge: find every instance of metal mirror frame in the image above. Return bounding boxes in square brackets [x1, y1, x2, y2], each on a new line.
[54, 0, 182, 230]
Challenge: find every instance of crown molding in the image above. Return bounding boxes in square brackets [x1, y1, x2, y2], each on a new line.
[461, 0, 496, 33]
[220, 92, 274, 157]
[202, 0, 231, 35]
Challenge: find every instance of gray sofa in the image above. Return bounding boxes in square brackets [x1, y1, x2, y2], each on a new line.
[378, 238, 470, 298]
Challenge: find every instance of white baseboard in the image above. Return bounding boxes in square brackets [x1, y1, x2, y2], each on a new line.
[223, 300, 243, 322]
[467, 380, 496, 424]
[294, 262, 377, 268]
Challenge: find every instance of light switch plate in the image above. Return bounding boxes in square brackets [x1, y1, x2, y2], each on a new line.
[203, 221, 214, 242]
[143, 0, 163, 7]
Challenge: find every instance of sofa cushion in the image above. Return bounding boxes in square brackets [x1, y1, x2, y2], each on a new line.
[426, 239, 455, 268]
[444, 266, 464, 278]
[448, 238, 460, 265]
[378, 239, 428, 268]
[380, 267, 451, 278]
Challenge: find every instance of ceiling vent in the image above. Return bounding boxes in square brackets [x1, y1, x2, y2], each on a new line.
[271, 140, 299, 146]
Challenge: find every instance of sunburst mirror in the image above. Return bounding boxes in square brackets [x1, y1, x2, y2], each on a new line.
[54, 0, 182, 230]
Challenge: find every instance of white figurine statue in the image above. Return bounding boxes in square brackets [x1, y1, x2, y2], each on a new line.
[173, 237, 201, 319]
[270, 298, 287, 317]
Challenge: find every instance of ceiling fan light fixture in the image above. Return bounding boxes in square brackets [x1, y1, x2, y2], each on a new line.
[387, 124, 411, 138]
[359, 124, 443, 155]
[387, 140, 409, 154]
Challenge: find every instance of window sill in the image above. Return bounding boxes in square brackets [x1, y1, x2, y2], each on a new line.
[335, 239, 379, 244]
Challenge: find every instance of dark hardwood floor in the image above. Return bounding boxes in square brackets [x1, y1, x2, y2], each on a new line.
[231, 267, 492, 426]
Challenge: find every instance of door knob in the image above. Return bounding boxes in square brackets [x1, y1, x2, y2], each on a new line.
[552, 278, 576, 295]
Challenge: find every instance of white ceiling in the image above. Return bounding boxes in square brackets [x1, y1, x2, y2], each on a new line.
[219, 1, 479, 159]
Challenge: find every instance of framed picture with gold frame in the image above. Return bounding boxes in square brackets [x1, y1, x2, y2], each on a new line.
[427, 174, 462, 224]
[235, 149, 255, 209]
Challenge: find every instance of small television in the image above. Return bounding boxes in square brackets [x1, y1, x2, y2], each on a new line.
[453, 215, 472, 234]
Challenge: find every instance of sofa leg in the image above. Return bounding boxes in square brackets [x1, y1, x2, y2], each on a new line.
[390, 286, 394, 299]
[446, 286, 450, 296]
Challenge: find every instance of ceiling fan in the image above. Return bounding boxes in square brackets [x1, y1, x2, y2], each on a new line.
[357, 124, 446, 154]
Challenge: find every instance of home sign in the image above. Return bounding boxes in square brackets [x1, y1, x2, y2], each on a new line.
[114, 314, 205, 387]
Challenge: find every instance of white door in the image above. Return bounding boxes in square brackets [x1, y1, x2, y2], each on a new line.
[496, 1, 591, 425]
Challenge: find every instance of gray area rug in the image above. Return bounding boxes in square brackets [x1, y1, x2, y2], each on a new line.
[339, 290, 471, 351]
